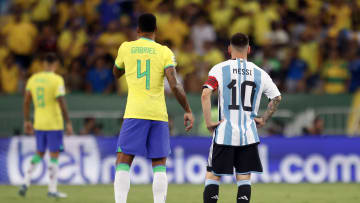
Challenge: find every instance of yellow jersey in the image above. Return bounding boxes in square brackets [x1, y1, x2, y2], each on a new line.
[115, 37, 176, 122]
[25, 72, 65, 130]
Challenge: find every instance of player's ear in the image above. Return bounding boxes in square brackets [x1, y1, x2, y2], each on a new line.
[247, 46, 251, 54]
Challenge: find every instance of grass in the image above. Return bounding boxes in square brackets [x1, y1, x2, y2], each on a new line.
[0, 184, 359, 203]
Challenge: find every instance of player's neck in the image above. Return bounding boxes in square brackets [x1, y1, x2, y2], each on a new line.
[231, 51, 247, 60]
[231, 55, 247, 60]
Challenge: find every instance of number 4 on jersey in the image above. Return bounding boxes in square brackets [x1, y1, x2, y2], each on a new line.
[137, 59, 150, 90]
[227, 80, 256, 111]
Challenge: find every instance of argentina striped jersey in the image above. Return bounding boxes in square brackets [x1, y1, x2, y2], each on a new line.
[203, 58, 281, 146]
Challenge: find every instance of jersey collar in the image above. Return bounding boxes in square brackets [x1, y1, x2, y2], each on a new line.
[139, 37, 154, 42]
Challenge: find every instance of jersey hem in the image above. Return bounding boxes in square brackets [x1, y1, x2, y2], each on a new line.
[34, 129, 64, 131]
[123, 116, 168, 122]
[213, 141, 260, 147]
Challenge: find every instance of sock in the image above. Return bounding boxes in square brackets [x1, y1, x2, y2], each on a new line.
[48, 158, 58, 193]
[24, 154, 42, 187]
[237, 180, 251, 203]
[114, 163, 130, 203]
[152, 165, 167, 203]
[203, 179, 220, 203]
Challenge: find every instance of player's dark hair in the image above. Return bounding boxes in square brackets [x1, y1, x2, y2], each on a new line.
[43, 53, 59, 64]
[230, 33, 249, 49]
[138, 13, 157, 33]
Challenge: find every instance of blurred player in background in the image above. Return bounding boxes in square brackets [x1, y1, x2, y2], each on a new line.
[201, 33, 281, 203]
[19, 53, 73, 198]
[113, 13, 194, 203]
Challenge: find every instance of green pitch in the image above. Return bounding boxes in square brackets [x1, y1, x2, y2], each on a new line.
[1, 184, 359, 203]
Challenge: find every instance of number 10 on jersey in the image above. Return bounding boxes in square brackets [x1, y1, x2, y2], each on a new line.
[137, 59, 150, 90]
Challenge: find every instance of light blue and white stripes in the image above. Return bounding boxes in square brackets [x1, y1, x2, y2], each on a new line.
[212, 59, 267, 146]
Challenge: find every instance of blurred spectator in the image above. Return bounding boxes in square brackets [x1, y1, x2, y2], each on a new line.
[0, 54, 20, 94]
[0, 0, 359, 95]
[86, 56, 114, 93]
[160, 13, 189, 48]
[202, 41, 225, 68]
[176, 38, 199, 77]
[37, 25, 57, 53]
[80, 117, 104, 136]
[65, 59, 84, 93]
[98, 0, 122, 27]
[321, 49, 349, 94]
[285, 47, 308, 93]
[29, 0, 53, 24]
[98, 20, 126, 59]
[80, 117, 96, 135]
[303, 116, 324, 135]
[57, 18, 88, 61]
[190, 15, 216, 55]
[348, 44, 360, 93]
[0, 35, 9, 67]
[265, 21, 289, 46]
[253, 1, 280, 46]
[2, 9, 38, 69]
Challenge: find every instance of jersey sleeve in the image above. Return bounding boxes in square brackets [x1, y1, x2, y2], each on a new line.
[55, 77, 66, 98]
[25, 77, 33, 91]
[203, 67, 219, 90]
[263, 73, 281, 100]
[163, 46, 177, 69]
[114, 42, 126, 69]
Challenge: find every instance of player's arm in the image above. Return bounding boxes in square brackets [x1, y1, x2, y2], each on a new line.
[255, 72, 282, 128]
[255, 95, 282, 128]
[165, 67, 194, 131]
[23, 90, 33, 135]
[113, 42, 126, 79]
[113, 66, 125, 79]
[57, 96, 73, 135]
[201, 88, 221, 133]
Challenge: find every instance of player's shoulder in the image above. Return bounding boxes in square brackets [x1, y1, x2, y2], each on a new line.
[119, 41, 130, 49]
[209, 60, 231, 74]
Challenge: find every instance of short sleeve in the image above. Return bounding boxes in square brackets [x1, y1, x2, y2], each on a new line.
[115, 42, 126, 69]
[203, 67, 219, 90]
[163, 46, 177, 69]
[55, 77, 66, 98]
[263, 73, 281, 99]
[25, 77, 32, 91]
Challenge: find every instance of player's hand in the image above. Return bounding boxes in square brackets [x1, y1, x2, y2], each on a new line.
[254, 117, 265, 128]
[24, 121, 34, 135]
[65, 122, 74, 135]
[206, 120, 222, 133]
[184, 112, 194, 132]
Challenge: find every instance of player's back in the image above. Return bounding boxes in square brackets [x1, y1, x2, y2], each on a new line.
[26, 72, 65, 130]
[115, 37, 176, 122]
[206, 58, 280, 146]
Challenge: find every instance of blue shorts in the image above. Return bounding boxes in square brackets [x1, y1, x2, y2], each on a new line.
[35, 130, 64, 153]
[116, 119, 171, 158]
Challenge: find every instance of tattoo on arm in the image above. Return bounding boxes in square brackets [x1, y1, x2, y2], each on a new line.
[262, 96, 282, 122]
[165, 67, 191, 113]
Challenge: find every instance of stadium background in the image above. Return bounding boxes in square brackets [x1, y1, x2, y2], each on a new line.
[0, 0, 360, 202]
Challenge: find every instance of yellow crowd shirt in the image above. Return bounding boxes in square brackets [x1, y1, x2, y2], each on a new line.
[26, 72, 65, 130]
[115, 37, 176, 122]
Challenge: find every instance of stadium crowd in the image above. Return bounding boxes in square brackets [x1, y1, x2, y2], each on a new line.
[0, 0, 360, 95]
